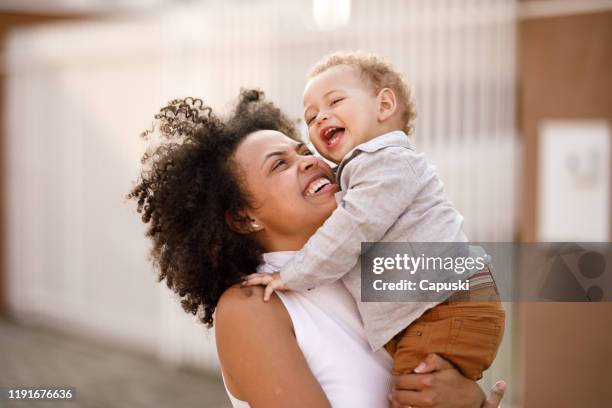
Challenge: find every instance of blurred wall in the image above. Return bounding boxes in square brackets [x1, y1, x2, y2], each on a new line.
[1, 0, 518, 387]
[518, 3, 612, 406]
[0, 10, 88, 315]
[519, 8, 612, 242]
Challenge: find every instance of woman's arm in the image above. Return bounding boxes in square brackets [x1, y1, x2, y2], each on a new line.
[215, 285, 331, 408]
[389, 354, 506, 408]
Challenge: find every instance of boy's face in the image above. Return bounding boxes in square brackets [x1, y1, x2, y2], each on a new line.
[303, 65, 381, 164]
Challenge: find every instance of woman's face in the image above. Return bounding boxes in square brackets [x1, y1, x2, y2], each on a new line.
[232, 130, 339, 252]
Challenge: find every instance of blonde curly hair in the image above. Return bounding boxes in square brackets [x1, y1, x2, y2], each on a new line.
[308, 51, 416, 135]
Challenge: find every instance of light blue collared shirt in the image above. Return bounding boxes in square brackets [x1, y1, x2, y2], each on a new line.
[280, 131, 468, 351]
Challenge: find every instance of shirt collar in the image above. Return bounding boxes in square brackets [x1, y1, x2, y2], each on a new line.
[257, 251, 297, 273]
[337, 130, 415, 175]
[343, 130, 414, 161]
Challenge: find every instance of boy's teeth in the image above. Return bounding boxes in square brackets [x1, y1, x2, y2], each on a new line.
[328, 133, 339, 145]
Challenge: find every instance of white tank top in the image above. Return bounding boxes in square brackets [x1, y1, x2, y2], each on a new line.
[223, 251, 392, 408]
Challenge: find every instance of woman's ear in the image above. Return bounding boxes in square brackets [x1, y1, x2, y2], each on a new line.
[377, 88, 398, 122]
[249, 219, 263, 231]
[225, 210, 263, 234]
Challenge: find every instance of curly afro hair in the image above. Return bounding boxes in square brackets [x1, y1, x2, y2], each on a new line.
[127, 89, 301, 327]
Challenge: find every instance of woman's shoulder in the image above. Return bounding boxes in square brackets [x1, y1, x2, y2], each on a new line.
[216, 286, 333, 408]
[218, 283, 275, 313]
[216, 283, 292, 335]
[218, 283, 262, 307]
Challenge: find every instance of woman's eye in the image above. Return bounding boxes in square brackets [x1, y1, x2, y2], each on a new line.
[301, 149, 314, 156]
[272, 159, 287, 170]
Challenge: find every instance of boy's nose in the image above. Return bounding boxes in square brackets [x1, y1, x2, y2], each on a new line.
[316, 111, 330, 126]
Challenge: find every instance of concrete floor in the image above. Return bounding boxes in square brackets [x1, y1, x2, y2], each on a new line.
[0, 319, 232, 408]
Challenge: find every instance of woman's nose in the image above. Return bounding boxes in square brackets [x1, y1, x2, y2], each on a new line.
[298, 154, 319, 172]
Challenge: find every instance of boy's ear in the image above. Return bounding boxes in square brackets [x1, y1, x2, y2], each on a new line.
[377, 88, 398, 122]
[224, 210, 263, 234]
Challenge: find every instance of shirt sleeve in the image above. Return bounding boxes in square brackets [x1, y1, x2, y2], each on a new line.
[279, 147, 422, 291]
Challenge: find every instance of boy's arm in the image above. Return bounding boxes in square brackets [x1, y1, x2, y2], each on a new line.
[281, 147, 421, 292]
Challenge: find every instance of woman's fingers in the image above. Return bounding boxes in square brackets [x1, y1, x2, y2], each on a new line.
[393, 372, 435, 391]
[391, 354, 451, 392]
[390, 387, 435, 407]
[392, 356, 496, 407]
[413, 353, 454, 373]
[482, 381, 506, 408]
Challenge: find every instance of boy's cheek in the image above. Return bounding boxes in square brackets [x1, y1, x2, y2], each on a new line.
[319, 150, 337, 164]
[310, 136, 326, 153]
[308, 130, 319, 144]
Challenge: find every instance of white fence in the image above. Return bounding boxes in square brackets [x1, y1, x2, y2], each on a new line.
[3, 0, 518, 390]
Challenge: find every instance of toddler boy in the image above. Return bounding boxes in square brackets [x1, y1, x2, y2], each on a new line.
[245, 51, 504, 380]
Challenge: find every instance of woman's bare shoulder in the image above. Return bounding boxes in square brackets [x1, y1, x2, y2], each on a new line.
[216, 283, 294, 374]
[218, 283, 275, 314]
[216, 283, 290, 334]
[219, 282, 264, 303]
[216, 285, 331, 407]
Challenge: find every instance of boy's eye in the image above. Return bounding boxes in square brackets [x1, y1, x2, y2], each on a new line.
[301, 148, 314, 156]
[331, 98, 343, 105]
[306, 115, 315, 126]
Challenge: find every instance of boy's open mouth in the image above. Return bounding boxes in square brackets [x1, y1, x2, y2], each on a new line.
[321, 127, 345, 148]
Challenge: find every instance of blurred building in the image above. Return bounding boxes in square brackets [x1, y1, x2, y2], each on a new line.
[0, 1, 610, 407]
[516, 1, 612, 407]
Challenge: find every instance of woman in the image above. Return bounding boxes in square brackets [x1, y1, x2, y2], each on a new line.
[128, 90, 505, 407]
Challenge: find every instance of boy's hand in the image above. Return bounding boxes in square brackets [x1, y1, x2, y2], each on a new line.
[242, 272, 289, 302]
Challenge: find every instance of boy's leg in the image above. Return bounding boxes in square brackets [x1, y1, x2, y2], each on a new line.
[387, 272, 505, 379]
[441, 267, 506, 379]
[385, 307, 454, 375]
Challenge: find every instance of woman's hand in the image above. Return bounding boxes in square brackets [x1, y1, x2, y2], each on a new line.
[389, 354, 506, 408]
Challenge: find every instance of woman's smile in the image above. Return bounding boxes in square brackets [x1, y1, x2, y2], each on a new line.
[302, 174, 339, 198]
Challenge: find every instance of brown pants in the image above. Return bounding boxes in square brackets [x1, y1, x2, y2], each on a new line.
[384, 271, 505, 381]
